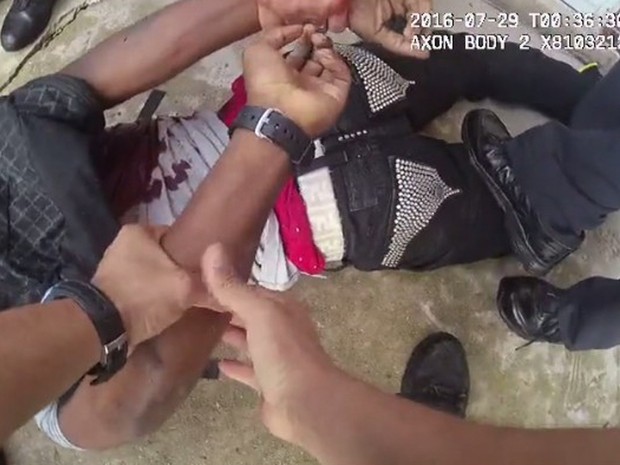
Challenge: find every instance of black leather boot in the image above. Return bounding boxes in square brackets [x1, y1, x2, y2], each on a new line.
[462, 109, 583, 276]
[399, 333, 469, 418]
[497, 276, 563, 345]
[1, 0, 57, 52]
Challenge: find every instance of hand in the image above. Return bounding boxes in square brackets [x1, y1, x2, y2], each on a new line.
[258, 0, 350, 32]
[243, 25, 351, 138]
[348, 0, 433, 57]
[92, 225, 208, 348]
[202, 244, 338, 443]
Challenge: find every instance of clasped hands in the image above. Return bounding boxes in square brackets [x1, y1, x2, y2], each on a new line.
[258, 0, 433, 57]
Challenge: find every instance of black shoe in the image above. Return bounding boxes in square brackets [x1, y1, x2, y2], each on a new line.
[497, 276, 563, 345]
[399, 332, 469, 418]
[1, 0, 57, 52]
[462, 109, 583, 276]
[0, 448, 7, 465]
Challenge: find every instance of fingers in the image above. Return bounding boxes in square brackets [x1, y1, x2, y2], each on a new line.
[314, 48, 351, 87]
[301, 59, 324, 77]
[260, 24, 305, 50]
[202, 244, 267, 322]
[185, 270, 213, 308]
[327, 10, 349, 33]
[288, 30, 333, 72]
[222, 326, 249, 353]
[230, 314, 246, 330]
[412, 0, 432, 35]
[258, 5, 284, 28]
[144, 224, 170, 243]
[402, 0, 432, 58]
[219, 360, 259, 391]
[310, 32, 333, 50]
[375, 25, 429, 58]
[286, 25, 317, 71]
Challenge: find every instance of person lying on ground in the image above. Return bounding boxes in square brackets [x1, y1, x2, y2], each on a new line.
[0, 0, 350, 451]
[0, 0, 600, 451]
[46, 31, 601, 450]
[101, 31, 599, 291]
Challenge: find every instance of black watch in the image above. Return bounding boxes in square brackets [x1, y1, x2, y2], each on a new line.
[41, 280, 128, 385]
[230, 106, 315, 167]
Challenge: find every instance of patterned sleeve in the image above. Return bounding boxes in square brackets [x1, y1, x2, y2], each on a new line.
[9, 73, 105, 132]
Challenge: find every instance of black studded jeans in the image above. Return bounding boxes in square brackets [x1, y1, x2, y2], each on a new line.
[318, 122, 509, 272]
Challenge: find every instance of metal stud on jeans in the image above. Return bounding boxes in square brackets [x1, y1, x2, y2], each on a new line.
[335, 44, 414, 114]
[382, 159, 461, 268]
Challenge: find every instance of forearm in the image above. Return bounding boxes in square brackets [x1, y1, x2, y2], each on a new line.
[295, 369, 620, 465]
[0, 301, 99, 442]
[63, 0, 259, 107]
[58, 309, 227, 449]
[162, 129, 290, 273]
[60, 131, 290, 448]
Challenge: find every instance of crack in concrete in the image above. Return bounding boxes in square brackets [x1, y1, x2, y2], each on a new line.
[0, 0, 101, 92]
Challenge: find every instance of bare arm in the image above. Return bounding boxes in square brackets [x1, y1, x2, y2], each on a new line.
[59, 131, 291, 448]
[62, 0, 260, 107]
[0, 225, 207, 443]
[48, 0, 275, 449]
[57, 26, 351, 450]
[202, 243, 620, 465]
[0, 301, 99, 442]
[293, 369, 620, 465]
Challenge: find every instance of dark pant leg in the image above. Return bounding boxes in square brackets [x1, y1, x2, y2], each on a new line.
[571, 59, 620, 131]
[506, 61, 620, 236]
[479, 43, 599, 125]
[365, 33, 596, 130]
[558, 277, 620, 350]
[333, 131, 509, 271]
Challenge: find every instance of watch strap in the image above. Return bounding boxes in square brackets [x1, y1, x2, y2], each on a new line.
[42, 280, 128, 385]
[230, 106, 314, 167]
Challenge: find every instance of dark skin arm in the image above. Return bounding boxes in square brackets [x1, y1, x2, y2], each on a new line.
[0, 224, 212, 442]
[54, 0, 262, 448]
[0, 300, 100, 442]
[59, 131, 290, 448]
[57, 18, 350, 449]
[63, 0, 260, 108]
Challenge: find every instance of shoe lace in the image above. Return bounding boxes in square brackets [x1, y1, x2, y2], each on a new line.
[516, 339, 537, 351]
[515, 290, 562, 351]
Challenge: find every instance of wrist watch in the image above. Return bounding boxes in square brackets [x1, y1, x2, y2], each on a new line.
[41, 280, 128, 385]
[230, 106, 315, 167]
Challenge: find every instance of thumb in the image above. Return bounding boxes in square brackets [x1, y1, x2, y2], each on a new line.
[328, 10, 349, 33]
[374, 27, 430, 58]
[202, 244, 261, 321]
[258, 5, 284, 28]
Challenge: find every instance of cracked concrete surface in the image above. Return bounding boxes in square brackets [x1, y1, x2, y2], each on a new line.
[1, 0, 620, 464]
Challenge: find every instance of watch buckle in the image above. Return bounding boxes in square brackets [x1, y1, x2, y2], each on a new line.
[101, 333, 128, 366]
[255, 108, 277, 140]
